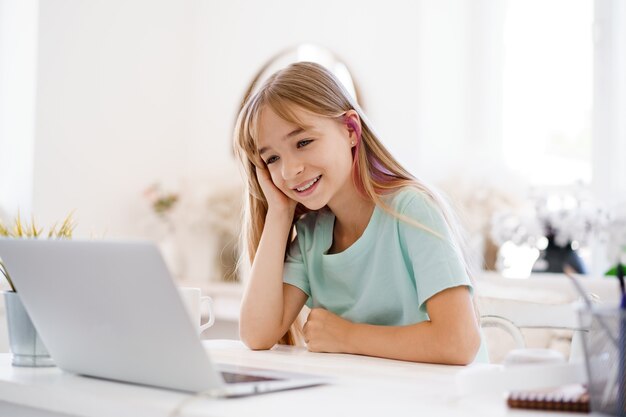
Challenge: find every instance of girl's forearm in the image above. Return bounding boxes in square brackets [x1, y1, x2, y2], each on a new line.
[346, 321, 481, 365]
[239, 209, 294, 348]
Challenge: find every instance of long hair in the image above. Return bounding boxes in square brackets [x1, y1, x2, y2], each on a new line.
[234, 62, 476, 345]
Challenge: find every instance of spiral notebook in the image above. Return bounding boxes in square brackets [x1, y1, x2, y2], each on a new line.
[507, 384, 589, 413]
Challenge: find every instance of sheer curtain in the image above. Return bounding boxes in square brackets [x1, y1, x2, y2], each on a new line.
[501, 0, 593, 186]
[468, 0, 625, 274]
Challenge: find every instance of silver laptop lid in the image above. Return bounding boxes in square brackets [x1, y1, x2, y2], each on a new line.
[0, 238, 224, 392]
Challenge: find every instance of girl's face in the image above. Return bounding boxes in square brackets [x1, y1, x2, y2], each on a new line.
[256, 106, 357, 211]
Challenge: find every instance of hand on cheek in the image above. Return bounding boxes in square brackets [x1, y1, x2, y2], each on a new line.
[255, 167, 296, 214]
[303, 308, 354, 353]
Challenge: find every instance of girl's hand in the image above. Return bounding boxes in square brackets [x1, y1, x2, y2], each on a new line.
[303, 308, 354, 353]
[256, 166, 297, 215]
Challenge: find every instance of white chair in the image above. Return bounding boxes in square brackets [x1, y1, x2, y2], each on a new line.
[478, 296, 588, 363]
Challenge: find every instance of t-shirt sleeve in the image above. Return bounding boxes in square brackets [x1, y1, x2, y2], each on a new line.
[282, 232, 311, 297]
[398, 192, 472, 314]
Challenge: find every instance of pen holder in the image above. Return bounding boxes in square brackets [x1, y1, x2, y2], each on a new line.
[3, 291, 55, 367]
[578, 306, 625, 416]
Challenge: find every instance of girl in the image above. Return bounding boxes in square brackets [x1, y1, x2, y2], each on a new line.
[234, 62, 488, 365]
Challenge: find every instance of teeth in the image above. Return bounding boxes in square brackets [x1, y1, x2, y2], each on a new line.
[296, 176, 320, 192]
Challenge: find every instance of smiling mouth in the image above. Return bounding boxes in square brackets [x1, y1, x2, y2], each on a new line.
[294, 175, 321, 193]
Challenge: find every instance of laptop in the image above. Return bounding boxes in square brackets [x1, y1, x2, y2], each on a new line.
[0, 238, 325, 396]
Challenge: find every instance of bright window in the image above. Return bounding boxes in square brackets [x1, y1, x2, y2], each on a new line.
[502, 0, 593, 186]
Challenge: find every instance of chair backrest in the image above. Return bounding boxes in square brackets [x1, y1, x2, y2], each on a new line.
[478, 297, 587, 362]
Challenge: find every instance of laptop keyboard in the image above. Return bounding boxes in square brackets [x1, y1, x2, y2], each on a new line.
[221, 371, 282, 384]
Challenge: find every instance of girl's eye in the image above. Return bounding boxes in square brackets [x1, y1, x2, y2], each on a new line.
[265, 156, 279, 165]
[297, 139, 313, 148]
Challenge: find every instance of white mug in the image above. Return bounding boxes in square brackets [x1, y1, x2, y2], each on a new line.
[177, 287, 215, 334]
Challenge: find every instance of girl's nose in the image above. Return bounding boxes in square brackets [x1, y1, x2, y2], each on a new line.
[281, 156, 304, 180]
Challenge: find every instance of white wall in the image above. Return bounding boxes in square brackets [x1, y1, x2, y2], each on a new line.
[32, 0, 206, 235]
[28, 0, 222, 284]
[0, 0, 38, 217]
[199, 0, 472, 182]
[2, 0, 478, 285]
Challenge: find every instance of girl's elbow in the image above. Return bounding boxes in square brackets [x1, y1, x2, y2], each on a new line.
[239, 330, 276, 350]
[448, 329, 481, 365]
[243, 339, 275, 351]
[239, 322, 278, 350]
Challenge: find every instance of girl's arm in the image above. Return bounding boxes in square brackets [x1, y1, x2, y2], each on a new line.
[239, 209, 308, 349]
[239, 168, 308, 350]
[303, 285, 481, 365]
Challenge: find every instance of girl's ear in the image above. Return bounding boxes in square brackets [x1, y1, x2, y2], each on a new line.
[343, 110, 362, 146]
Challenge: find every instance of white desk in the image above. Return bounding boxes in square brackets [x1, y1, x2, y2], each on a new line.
[0, 340, 586, 417]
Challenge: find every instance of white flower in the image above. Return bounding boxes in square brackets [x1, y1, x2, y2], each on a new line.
[490, 184, 609, 249]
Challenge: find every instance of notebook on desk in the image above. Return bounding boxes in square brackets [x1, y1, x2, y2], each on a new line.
[507, 384, 590, 413]
[0, 238, 325, 397]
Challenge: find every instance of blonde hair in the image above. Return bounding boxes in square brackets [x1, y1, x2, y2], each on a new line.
[234, 62, 475, 345]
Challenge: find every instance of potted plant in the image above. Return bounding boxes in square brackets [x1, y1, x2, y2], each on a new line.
[0, 212, 75, 367]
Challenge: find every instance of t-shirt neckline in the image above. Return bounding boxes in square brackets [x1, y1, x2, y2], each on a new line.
[323, 205, 380, 259]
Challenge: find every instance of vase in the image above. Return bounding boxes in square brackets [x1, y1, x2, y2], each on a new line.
[532, 237, 587, 274]
[3, 291, 55, 367]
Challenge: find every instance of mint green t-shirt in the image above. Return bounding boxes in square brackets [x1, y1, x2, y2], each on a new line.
[283, 188, 489, 363]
